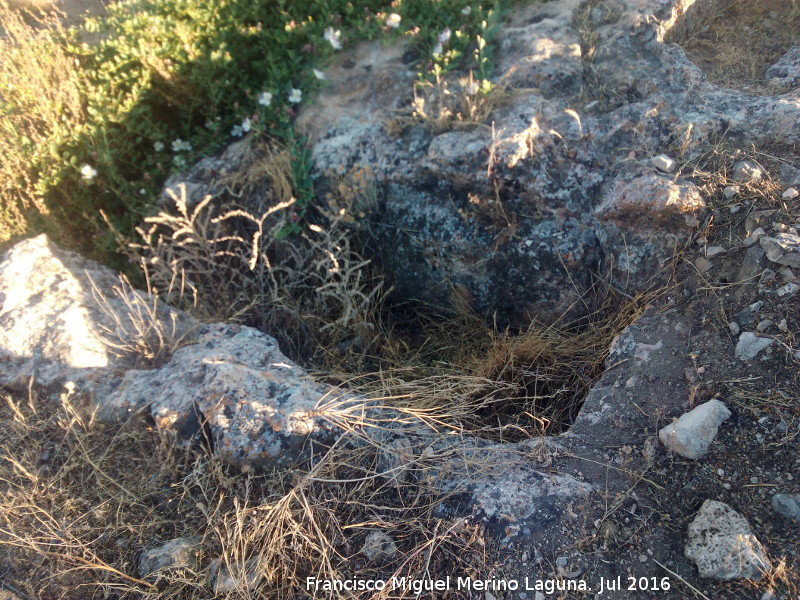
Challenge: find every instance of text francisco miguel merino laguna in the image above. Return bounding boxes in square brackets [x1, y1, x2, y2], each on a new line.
[306, 576, 590, 595]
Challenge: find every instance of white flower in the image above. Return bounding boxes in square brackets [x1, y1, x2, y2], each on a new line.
[153, 141, 165, 152]
[80, 164, 97, 180]
[437, 28, 451, 44]
[173, 155, 187, 169]
[171, 138, 192, 152]
[288, 88, 302, 103]
[139, 188, 146, 195]
[461, 5, 471, 15]
[257, 91, 273, 106]
[386, 13, 401, 28]
[241, 117, 251, 133]
[313, 68, 326, 80]
[323, 27, 342, 50]
[465, 80, 480, 95]
[231, 124, 243, 137]
[432, 42, 443, 57]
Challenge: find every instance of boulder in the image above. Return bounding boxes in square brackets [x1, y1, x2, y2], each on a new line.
[685, 500, 771, 581]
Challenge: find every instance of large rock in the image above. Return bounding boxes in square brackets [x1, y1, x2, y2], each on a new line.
[285, 0, 799, 326]
[0, 234, 193, 393]
[760, 231, 800, 269]
[685, 500, 771, 581]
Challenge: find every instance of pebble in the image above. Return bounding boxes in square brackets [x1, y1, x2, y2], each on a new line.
[694, 256, 713, 274]
[728, 322, 740, 335]
[638, 554, 648, 563]
[782, 187, 798, 200]
[652, 154, 676, 173]
[704, 245, 726, 258]
[771, 493, 800, 522]
[756, 319, 773, 332]
[717, 468, 725, 477]
[735, 332, 774, 360]
[777, 319, 788, 332]
[658, 399, 732, 459]
[777, 282, 799, 297]
[743, 227, 766, 247]
[778, 267, 796, 282]
[724, 185, 740, 199]
[732, 159, 765, 182]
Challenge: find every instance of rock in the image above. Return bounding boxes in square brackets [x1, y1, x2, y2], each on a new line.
[765, 46, 800, 92]
[138, 537, 200, 577]
[776, 282, 800, 298]
[0, 234, 194, 393]
[778, 267, 797, 282]
[105, 323, 361, 470]
[760, 232, 800, 268]
[735, 332, 774, 360]
[728, 322, 740, 335]
[377, 435, 415, 485]
[756, 319, 773, 332]
[361, 531, 398, 563]
[704, 246, 726, 258]
[685, 500, 771, 580]
[658, 399, 731, 459]
[771, 493, 800, 522]
[777, 319, 788, 333]
[596, 173, 705, 229]
[782, 187, 799, 201]
[210, 558, 262, 593]
[732, 160, 765, 183]
[743, 227, 766, 248]
[723, 185, 740, 199]
[651, 154, 676, 173]
[694, 256, 713, 274]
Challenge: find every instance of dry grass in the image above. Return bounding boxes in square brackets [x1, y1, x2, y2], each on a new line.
[665, 0, 800, 94]
[0, 1, 84, 247]
[0, 385, 497, 599]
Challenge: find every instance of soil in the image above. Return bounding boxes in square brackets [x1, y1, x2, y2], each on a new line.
[666, 0, 800, 95]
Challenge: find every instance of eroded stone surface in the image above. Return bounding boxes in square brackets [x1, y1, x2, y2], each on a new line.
[685, 500, 771, 581]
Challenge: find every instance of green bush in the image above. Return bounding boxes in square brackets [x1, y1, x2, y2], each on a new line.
[0, 0, 506, 266]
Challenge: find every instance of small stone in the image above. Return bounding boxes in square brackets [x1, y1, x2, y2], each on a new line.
[717, 468, 725, 477]
[776, 282, 799, 298]
[778, 267, 797, 282]
[694, 256, 713, 274]
[485, 592, 497, 600]
[728, 322, 740, 335]
[743, 227, 766, 248]
[685, 500, 771, 580]
[751, 477, 760, 484]
[638, 554, 648, 563]
[138, 537, 200, 577]
[760, 232, 800, 268]
[724, 185, 740, 200]
[732, 160, 765, 183]
[658, 399, 732, 459]
[361, 531, 398, 564]
[723, 482, 732, 490]
[777, 319, 788, 333]
[652, 154, 676, 173]
[729, 204, 741, 214]
[211, 558, 262, 593]
[782, 187, 799, 201]
[761, 590, 776, 600]
[735, 332, 774, 360]
[771, 493, 800, 522]
[705, 246, 726, 258]
[756, 319, 773, 332]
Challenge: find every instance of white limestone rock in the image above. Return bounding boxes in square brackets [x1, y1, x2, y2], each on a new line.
[658, 399, 731, 459]
[685, 500, 771, 580]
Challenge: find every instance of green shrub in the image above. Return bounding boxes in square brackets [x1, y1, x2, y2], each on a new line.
[0, 0, 507, 266]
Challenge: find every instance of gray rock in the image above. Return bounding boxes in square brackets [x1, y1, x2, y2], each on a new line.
[765, 46, 800, 92]
[782, 187, 799, 201]
[210, 557, 262, 593]
[704, 246, 726, 258]
[138, 537, 200, 577]
[732, 160, 765, 183]
[361, 531, 398, 563]
[777, 282, 800, 298]
[105, 323, 359, 470]
[651, 154, 676, 173]
[735, 332, 774, 360]
[694, 256, 713, 274]
[0, 234, 194, 394]
[743, 227, 766, 248]
[760, 232, 800, 268]
[723, 185, 740, 200]
[771, 494, 800, 522]
[658, 399, 731, 459]
[685, 500, 771, 581]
